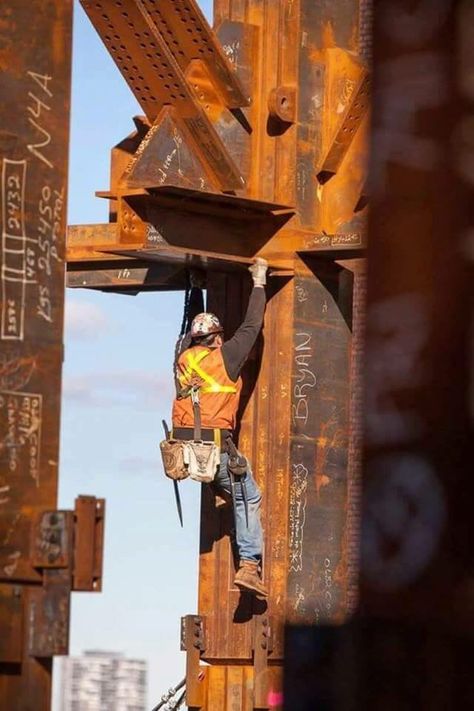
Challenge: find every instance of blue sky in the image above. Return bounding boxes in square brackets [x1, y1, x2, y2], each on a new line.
[54, 1, 213, 707]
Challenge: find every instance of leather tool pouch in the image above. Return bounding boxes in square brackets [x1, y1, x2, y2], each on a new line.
[161, 383, 220, 483]
[185, 440, 220, 483]
[225, 437, 248, 476]
[159, 439, 189, 481]
[183, 388, 220, 483]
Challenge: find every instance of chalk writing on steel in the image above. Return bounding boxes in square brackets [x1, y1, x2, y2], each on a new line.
[1, 159, 28, 341]
[27, 70, 54, 169]
[288, 462, 308, 572]
[292, 331, 317, 428]
[0, 391, 42, 486]
[36, 183, 64, 324]
[306, 232, 363, 248]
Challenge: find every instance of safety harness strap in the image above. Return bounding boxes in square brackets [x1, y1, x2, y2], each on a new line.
[191, 387, 202, 440]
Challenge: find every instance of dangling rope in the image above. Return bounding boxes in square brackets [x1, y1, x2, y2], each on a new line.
[172, 271, 206, 393]
[173, 271, 191, 387]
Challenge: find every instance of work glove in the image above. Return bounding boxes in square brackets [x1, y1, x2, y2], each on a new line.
[249, 257, 268, 287]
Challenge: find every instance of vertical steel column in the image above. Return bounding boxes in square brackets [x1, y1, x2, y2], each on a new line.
[285, 1, 474, 709]
[287, 256, 353, 625]
[0, 2, 73, 708]
[359, 0, 474, 706]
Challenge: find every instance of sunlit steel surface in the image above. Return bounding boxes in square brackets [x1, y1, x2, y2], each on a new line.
[0, 2, 73, 707]
[0, 4, 107, 710]
[66, 1, 371, 708]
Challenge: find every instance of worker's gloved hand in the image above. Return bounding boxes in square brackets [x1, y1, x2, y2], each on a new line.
[249, 257, 268, 287]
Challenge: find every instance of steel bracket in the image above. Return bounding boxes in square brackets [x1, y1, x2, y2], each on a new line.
[27, 569, 71, 658]
[317, 57, 371, 184]
[180, 614, 206, 653]
[181, 614, 206, 708]
[73, 496, 105, 592]
[252, 615, 273, 709]
[32, 511, 74, 570]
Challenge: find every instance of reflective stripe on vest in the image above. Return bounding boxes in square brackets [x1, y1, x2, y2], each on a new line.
[178, 349, 237, 394]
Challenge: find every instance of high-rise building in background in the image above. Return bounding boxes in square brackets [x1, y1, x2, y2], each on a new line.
[60, 650, 147, 711]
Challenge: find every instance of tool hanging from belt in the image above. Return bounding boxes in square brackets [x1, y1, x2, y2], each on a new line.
[162, 419, 183, 528]
[224, 435, 249, 529]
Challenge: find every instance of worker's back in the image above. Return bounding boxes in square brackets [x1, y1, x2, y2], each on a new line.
[172, 345, 243, 430]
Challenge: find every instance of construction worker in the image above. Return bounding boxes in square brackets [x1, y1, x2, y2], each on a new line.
[172, 259, 268, 598]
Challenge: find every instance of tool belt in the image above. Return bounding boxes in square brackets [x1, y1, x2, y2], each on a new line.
[173, 427, 230, 448]
[160, 390, 221, 483]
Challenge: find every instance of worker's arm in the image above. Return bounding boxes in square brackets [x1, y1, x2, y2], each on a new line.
[222, 260, 268, 381]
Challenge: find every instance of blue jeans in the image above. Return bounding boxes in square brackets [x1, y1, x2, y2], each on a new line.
[213, 451, 263, 563]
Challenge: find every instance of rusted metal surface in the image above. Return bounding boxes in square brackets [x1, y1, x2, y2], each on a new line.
[200, 273, 293, 665]
[80, 0, 245, 191]
[317, 65, 371, 183]
[362, 0, 473, 629]
[194, 664, 281, 710]
[32, 511, 74, 569]
[73, 496, 105, 592]
[182, 614, 206, 707]
[355, 2, 474, 705]
[252, 615, 273, 708]
[0, 0, 72, 582]
[0, 1, 73, 707]
[67, 264, 186, 293]
[67, 0, 369, 278]
[284, 0, 474, 708]
[287, 257, 352, 625]
[67, 0, 370, 708]
[28, 569, 71, 657]
[0, 584, 23, 663]
[140, 0, 250, 108]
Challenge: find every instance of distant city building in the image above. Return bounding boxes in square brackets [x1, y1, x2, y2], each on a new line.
[60, 650, 147, 711]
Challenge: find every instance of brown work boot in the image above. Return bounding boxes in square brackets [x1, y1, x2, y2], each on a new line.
[234, 560, 268, 599]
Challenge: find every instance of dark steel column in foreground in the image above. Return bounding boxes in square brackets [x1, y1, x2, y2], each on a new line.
[359, 0, 474, 706]
[0, 2, 73, 708]
[285, 1, 474, 709]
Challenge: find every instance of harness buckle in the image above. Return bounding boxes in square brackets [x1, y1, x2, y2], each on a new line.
[190, 385, 200, 405]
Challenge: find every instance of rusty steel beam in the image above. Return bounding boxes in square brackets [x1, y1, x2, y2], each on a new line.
[67, 0, 370, 285]
[80, 0, 245, 191]
[67, 264, 187, 293]
[0, 1, 73, 708]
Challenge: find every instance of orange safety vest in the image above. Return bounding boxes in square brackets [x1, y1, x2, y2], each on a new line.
[172, 346, 242, 430]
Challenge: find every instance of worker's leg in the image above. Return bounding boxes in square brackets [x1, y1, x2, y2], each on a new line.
[213, 452, 263, 563]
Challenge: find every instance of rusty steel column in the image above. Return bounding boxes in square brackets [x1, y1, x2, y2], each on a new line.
[0, 2, 73, 708]
[195, 0, 367, 707]
[285, 1, 474, 709]
[358, 0, 474, 706]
